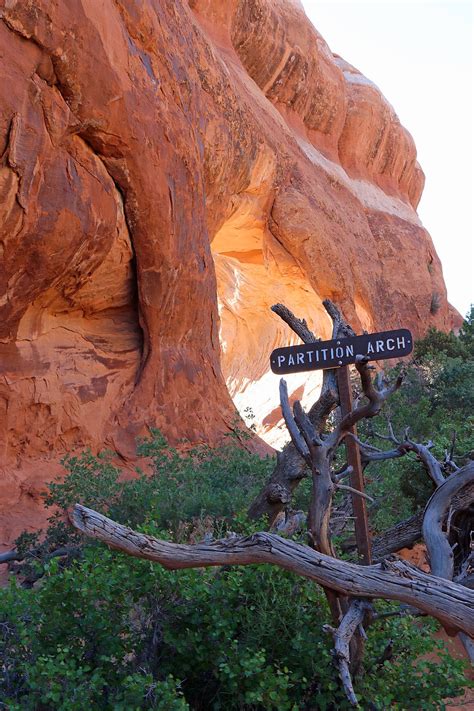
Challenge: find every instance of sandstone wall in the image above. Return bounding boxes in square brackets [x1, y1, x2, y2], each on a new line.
[0, 0, 457, 543]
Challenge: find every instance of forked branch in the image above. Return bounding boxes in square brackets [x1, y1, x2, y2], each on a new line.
[332, 357, 403, 446]
[248, 300, 350, 522]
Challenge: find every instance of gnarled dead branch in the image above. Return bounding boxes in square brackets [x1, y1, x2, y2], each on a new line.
[423, 462, 474, 580]
[356, 427, 444, 486]
[71, 504, 474, 638]
[248, 300, 348, 523]
[324, 599, 372, 707]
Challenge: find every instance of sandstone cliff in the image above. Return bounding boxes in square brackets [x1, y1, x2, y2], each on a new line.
[0, 0, 457, 544]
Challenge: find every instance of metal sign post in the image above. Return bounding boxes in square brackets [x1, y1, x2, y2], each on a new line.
[270, 328, 413, 566]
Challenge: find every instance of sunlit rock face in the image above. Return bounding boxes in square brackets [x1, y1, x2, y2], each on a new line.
[0, 0, 457, 543]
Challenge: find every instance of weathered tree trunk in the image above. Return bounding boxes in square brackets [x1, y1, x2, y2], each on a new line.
[422, 462, 474, 658]
[324, 599, 372, 707]
[423, 463, 474, 580]
[71, 504, 474, 637]
[248, 300, 351, 523]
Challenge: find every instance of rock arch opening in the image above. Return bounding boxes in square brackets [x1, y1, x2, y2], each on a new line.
[210, 188, 333, 448]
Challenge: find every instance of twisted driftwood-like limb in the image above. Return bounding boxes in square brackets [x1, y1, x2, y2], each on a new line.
[71, 504, 474, 637]
[279, 379, 311, 464]
[324, 599, 372, 707]
[279, 377, 342, 623]
[248, 300, 348, 523]
[422, 462, 474, 659]
[422, 462, 474, 580]
[332, 360, 403, 445]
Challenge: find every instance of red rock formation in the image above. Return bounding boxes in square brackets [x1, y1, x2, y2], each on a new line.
[0, 0, 457, 544]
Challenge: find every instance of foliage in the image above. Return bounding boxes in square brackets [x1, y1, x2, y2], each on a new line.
[1, 433, 469, 709]
[1, 537, 468, 709]
[2, 309, 473, 708]
[11, 434, 273, 584]
[360, 308, 474, 529]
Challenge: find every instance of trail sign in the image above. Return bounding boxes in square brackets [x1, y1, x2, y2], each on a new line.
[270, 325, 413, 565]
[270, 328, 412, 375]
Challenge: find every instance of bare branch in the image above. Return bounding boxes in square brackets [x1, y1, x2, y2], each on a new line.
[372, 422, 400, 445]
[356, 428, 445, 486]
[369, 605, 424, 623]
[404, 438, 444, 487]
[423, 462, 474, 581]
[279, 379, 310, 463]
[0, 545, 81, 565]
[271, 303, 318, 344]
[72, 505, 474, 636]
[322, 299, 356, 339]
[334, 465, 353, 483]
[0, 549, 23, 564]
[293, 400, 323, 449]
[324, 599, 372, 707]
[336, 484, 374, 503]
[346, 434, 383, 454]
[331, 358, 404, 445]
[347, 433, 408, 463]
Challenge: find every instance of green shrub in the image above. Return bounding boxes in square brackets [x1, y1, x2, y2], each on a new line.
[1, 434, 469, 709]
[2, 311, 473, 708]
[360, 310, 474, 529]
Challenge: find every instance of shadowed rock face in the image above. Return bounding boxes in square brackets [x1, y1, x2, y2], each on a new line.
[0, 0, 458, 543]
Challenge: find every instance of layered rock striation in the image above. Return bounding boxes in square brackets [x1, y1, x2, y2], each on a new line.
[0, 0, 456, 543]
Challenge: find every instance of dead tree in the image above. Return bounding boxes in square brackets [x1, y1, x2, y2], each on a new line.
[248, 300, 352, 523]
[71, 302, 474, 707]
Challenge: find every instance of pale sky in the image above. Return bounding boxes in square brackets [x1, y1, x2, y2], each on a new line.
[301, 0, 473, 319]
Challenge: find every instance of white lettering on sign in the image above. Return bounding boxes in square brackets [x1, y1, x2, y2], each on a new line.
[335, 347, 343, 358]
[397, 337, 406, 349]
[345, 345, 354, 356]
[376, 340, 384, 352]
[386, 338, 395, 350]
[297, 353, 304, 365]
[278, 355, 286, 367]
[367, 342, 374, 353]
[288, 354, 295, 365]
[321, 348, 328, 360]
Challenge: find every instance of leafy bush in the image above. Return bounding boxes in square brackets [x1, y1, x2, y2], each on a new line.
[360, 308, 474, 528]
[1, 434, 469, 709]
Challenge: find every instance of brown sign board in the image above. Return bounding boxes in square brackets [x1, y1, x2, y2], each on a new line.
[270, 329, 413, 375]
